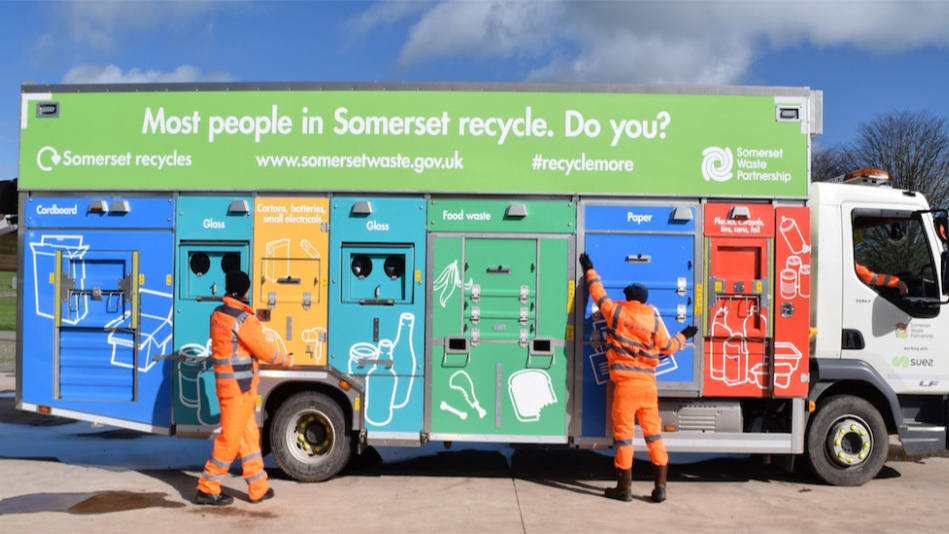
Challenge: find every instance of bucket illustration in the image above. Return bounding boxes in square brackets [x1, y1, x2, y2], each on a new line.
[773, 342, 804, 389]
[29, 235, 89, 322]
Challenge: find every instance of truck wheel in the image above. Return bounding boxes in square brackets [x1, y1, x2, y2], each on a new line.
[805, 394, 888, 486]
[270, 391, 351, 482]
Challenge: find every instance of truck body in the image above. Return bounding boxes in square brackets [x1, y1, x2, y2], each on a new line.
[13, 82, 949, 485]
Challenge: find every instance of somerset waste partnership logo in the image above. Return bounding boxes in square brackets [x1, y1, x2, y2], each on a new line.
[702, 146, 733, 182]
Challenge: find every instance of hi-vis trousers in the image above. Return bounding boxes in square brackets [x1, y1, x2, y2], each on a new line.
[612, 377, 669, 470]
[197, 390, 269, 500]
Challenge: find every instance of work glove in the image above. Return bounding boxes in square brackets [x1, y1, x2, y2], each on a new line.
[679, 325, 698, 340]
[579, 253, 594, 273]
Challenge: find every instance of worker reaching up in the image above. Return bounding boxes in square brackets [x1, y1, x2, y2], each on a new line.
[579, 253, 697, 503]
[196, 270, 293, 506]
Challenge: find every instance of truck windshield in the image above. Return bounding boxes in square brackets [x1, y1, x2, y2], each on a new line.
[852, 213, 939, 312]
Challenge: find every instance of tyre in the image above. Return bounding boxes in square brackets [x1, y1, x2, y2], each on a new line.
[270, 391, 351, 482]
[805, 394, 888, 486]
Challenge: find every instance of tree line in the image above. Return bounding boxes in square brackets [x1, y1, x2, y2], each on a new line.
[812, 110, 949, 209]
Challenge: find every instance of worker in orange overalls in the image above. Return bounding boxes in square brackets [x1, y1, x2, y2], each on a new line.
[855, 263, 908, 295]
[195, 270, 293, 506]
[580, 253, 696, 502]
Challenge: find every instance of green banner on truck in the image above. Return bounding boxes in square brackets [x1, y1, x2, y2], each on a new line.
[19, 84, 813, 197]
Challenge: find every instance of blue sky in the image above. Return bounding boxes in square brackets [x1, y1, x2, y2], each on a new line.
[2, 0, 949, 182]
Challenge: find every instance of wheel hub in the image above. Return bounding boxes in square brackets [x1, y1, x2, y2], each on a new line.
[827, 416, 873, 467]
[293, 413, 334, 459]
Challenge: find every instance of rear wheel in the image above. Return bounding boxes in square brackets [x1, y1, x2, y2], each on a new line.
[805, 394, 888, 486]
[270, 391, 351, 482]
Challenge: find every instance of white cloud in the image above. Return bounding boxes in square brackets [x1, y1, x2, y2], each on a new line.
[57, 1, 221, 51]
[356, 0, 949, 84]
[62, 65, 234, 85]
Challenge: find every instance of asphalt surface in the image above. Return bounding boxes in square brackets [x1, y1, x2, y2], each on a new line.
[3, 332, 949, 533]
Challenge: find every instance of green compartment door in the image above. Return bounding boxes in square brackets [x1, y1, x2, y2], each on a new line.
[431, 236, 567, 440]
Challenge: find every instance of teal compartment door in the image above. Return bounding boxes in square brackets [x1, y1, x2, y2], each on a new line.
[431, 237, 567, 440]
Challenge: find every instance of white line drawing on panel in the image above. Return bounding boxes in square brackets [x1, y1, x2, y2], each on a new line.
[301, 326, 327, 362]
[779, 215, 810, 298]
[773, 341, 805, 389]
[261, 326, 289, 354]
[300, 239, 320, 260]
[508, 369, 557, 422]
[264, 238, 291, 282]
[176, 340, 215, 426]
[779, 215, 811, 255]
[439, 401, 468, 420]
[105, 288, 174, 373]
[449, 370, 487, 419]
[347, 313, 418, 427]
[29, 235, 89, 323]
[708, 302, 768, 388]
[433, 260, 473, 307]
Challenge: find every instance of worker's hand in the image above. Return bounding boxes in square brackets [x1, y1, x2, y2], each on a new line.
[679, 325, 698, 340]
[285, 353, 294, 368]
[579, 253, 594, 273]
[897, 280, 909, 296]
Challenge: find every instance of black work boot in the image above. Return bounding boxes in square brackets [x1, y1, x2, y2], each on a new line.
[250, 488, 275, 504]
[604, 468, 633, 502]
[195, 490, 234, 506]
[651, 464, 668, 502]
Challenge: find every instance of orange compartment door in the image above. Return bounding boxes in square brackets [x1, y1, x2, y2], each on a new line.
[253, 197, 330, 366]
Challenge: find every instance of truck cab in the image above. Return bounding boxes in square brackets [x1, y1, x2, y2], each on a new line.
[806, 173, 949, 484]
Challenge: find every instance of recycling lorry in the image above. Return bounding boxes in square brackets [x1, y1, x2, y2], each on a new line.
[12, 82, 949, 486]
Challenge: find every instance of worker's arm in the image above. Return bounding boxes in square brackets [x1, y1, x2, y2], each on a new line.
[855, 263, 908, 295]
[585, 268, 616, 320]
[237, 315, 293, 367]
[653, 309, 687, 356]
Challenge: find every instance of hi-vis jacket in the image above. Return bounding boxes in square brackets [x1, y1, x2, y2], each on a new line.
[855, 263, 901, 289]
[586, 269, 686, 382]
[210, 296, 290, 398]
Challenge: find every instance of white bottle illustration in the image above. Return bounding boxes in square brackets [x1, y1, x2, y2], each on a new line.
[391, 313, 417, 409]
[365, 339, 398, 427]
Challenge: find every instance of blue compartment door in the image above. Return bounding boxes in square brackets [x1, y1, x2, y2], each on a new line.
[21, 230, 174, 433]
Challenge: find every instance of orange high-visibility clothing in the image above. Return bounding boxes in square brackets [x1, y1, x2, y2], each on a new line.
[855, 263, 901, 289]
[585, 269, 687, 469]
[197, 296, 290, 500]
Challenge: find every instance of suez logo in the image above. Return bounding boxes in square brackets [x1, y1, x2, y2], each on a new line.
[700, 146, 792, 184]
[892, 355, 935, 369]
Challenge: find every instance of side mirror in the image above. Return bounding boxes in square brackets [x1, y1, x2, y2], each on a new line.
[935, 212, 949, 243]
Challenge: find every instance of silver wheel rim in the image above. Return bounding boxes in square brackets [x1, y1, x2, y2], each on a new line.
[826, 415, 873, 468]
[285, 408, 336, 465]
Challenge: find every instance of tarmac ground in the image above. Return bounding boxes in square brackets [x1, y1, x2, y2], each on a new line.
[3, 332, 949, 533]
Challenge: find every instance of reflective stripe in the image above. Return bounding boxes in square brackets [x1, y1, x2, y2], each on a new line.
[644, 434, 663, 444]
[202, 471, 225, 482]
[245, 471, 267, 482]
[614, 438, 634, 447]
[588, 275, 601, 285]
[215, 370, 257, 380]
[214, 356, 253, 366]
[209, 456, 230, 469]
[610, 364, 655, 374]
[242, 451, 262, 463]
[596, 295, 608, 308]
[881, 274, 893, 286]
[607, 343, 659, 361]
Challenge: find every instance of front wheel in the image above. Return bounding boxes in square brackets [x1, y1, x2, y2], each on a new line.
[805, 394, 888, 486]
[270, 391, 351, 482]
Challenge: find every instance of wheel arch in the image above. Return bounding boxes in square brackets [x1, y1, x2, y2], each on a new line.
[809, 358, 901, 435]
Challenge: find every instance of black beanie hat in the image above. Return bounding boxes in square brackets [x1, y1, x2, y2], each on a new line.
[225, 270, 251, 297]
[623, 283, 648, 303]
